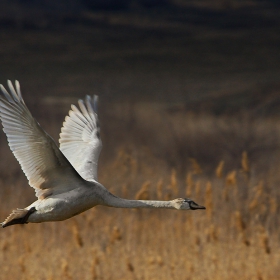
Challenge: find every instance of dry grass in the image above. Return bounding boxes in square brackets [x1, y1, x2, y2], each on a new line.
[0, 103, 280, 279]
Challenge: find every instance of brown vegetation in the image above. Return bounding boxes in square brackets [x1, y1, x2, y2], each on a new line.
[0, 102, 280, 279]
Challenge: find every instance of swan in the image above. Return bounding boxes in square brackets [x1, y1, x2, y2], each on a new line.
[0, 80, 205, 228]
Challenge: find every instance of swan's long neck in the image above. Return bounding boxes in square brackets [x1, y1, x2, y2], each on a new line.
[102, 193, 175, 209]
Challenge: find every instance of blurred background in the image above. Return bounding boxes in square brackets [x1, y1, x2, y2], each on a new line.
[1, 1, 280, 279]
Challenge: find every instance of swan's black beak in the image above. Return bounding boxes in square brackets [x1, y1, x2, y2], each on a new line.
[190, 201, 206, 210]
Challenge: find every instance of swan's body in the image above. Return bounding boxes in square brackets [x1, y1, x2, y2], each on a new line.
[0, 80, 205, 228]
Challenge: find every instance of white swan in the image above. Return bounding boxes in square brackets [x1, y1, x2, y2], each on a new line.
[0, 80, 205, 228]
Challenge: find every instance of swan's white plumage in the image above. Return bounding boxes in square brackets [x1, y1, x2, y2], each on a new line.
[0, 81, 79, 199]
[59, 95, 102, 181]
[0, 80, 205, 228]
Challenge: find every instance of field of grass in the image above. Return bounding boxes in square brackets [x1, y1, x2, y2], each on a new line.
[0, 3, 280, 278]
[0, 101, 280, 279]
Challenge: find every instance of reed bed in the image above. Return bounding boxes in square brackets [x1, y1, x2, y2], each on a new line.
[0, 103, 280, 279]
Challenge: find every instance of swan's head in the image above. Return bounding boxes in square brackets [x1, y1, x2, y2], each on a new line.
[173, 198, 206, 210]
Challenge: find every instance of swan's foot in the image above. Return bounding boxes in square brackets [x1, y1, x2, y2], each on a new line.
[1, 207, 36, 228]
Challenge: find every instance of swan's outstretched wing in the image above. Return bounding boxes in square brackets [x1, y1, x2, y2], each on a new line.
[59, 95, 102, 182]
[0, 80, 80, 199]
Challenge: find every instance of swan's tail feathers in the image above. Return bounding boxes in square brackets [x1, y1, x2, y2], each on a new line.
[1, 207, 36, 228]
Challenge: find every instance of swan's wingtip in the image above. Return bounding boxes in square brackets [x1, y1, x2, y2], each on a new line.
[93, 95, 99, 113]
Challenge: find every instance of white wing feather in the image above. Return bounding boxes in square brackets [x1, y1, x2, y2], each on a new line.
[59, 95, 102, 181]
[0, 80, 81, 199]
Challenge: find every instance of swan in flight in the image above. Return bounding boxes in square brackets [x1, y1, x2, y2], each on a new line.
[0, 80, 205, 228]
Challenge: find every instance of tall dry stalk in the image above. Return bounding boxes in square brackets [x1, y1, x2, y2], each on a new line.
[215, 160, 224, 178]
[135, 181, 150, 200]
[91, 256, 100, 280]
[61, 259, 72, 280]
[189, 158, 202, 174]
[72, 222, 83, 248]
[259, 226, 271, 254]
[126, 259, 134, 272]
[205, 181, 213, 220]
[249, 181, 263, 212]
[225, 170, 237, 198]
[234, 211, 250, 246]
[91, 261, 98, 280]
[226, 170, 237, 186]
[110, 226, 122, 244]
[18, 255, 26, 273]
[235, 211, 246, 232]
